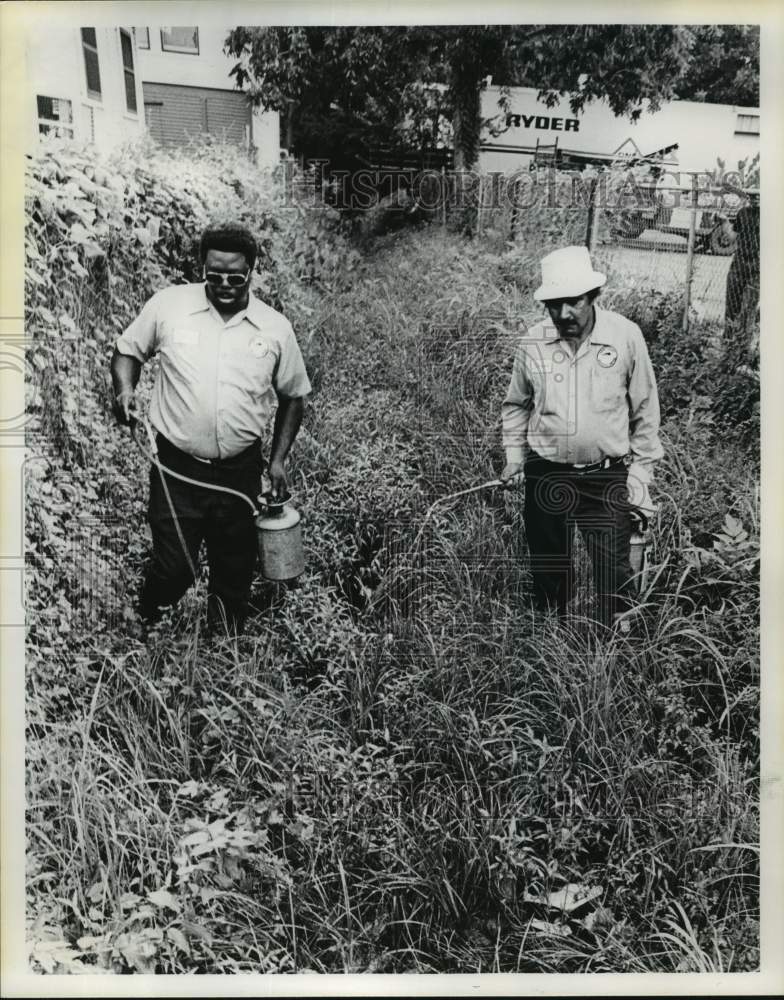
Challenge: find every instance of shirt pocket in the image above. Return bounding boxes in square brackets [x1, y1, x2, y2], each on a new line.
[160, 324, 200, 355]
[159, 325, 201, 376]
[590, 367, 627, 412]
[532, 366, 563, 417]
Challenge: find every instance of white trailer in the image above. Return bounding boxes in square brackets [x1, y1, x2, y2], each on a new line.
[479, 85, 759, 178]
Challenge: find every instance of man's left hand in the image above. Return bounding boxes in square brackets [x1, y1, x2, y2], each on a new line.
[268, 458, 288, 500]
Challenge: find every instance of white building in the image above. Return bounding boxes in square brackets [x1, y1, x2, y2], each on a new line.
[479, 85, 759, 177]
[26, 26, 146, 151]
[26, 24, 280, 168]
[134, 26, 280, 169]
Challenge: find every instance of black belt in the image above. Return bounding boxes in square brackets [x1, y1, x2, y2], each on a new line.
[156, 434, 262, 469]
[529, 453, 628, 475]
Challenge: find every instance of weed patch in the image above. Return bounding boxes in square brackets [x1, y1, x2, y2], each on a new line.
[25, 144, 758, 973]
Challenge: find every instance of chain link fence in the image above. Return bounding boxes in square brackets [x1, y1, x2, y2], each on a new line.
[431, 166, 759, 334]
[291, 158, 759, 339]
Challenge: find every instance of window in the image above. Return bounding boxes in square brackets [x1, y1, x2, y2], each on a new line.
[160, 27, 199, 54]
[81, 27, 102, 99]
[120, 29, 137, 113]
[735, 114, 760, 135]
[133, 27, 150, 49]
[37, 96, 74, 137]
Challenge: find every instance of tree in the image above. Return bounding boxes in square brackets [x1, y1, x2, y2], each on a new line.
[442, 25, 695, 167]
[672, 25, 759, 107]
[225, 25, 753, 172]
[225, 27, 434, 170]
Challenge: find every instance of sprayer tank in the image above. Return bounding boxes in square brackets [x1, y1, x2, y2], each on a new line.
[255, 497, 305, 581]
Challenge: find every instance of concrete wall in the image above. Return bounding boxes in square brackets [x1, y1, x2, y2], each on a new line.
[26, 26, 146, 152]
[251, 106, 283, 171]
[479, 85, 759, 176]
[135, 25, 281, 168]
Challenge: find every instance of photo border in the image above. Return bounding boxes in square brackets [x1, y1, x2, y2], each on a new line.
[2, 1, 782, 996]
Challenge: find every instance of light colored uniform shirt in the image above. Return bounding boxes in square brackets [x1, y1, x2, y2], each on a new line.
[116, 283, 312, 460]
[502, 305, 663, 482]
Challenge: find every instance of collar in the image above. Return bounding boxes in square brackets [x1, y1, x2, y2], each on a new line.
[243, 294, 266, 329]
[187, 283, 265, 329]
[585, 306, 623, 348]
[184, 283, 210, 315]
[542, 306, 623, 349]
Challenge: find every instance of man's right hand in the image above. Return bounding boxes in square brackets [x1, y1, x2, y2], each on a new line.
[113, 390, 137, 426]
[500, 462, 525, 487]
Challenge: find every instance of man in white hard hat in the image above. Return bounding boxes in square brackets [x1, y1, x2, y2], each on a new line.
[500, 245, 662, 628]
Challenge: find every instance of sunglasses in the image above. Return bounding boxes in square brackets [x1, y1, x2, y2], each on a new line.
[204, 270, 250, 288]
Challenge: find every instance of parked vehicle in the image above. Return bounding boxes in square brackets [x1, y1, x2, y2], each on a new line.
[613, 179, 741, 254]
[614, 200, 737, 254]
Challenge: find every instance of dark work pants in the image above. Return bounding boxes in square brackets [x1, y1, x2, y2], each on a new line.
[139, 435, 263, 630]
[523, 455, 634, 625]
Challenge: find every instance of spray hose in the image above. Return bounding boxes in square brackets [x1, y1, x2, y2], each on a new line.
[131, 417, 260, 515]
[132, 416, 502, 527]
[131, 415, 504, 593]
[128, 417, 654, 611]
[131, 416, 266, 584]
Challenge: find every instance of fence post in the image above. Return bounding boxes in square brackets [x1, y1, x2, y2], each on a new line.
[441, 166, 447, 229]
[585, 176, 600, 252]
[683, 173, 698, 333]
[547, 165, 557, 208]
[477, 174, 484, 236]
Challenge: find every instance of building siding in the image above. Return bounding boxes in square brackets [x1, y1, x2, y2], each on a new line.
[142, 81, 251, 148]
[135, 27, 280, 168]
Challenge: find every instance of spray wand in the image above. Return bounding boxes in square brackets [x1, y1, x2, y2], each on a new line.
[369, 477, 506, 611]
[408, 479, 503, 555]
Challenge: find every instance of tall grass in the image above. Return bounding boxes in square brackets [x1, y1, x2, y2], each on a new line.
[26, 185, 758, 973]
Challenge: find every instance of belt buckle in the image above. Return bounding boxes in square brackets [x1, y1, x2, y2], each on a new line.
[575, 458, 606, 474]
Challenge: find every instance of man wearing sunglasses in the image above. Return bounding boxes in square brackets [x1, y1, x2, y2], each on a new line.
[110, 222, 312, 633]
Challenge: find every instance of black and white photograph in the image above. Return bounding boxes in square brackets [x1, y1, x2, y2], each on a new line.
[2, 1, 782, 994]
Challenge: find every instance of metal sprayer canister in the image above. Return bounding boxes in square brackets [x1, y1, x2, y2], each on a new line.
[628, 509, 651, 595]
[255, 495, 305, 581]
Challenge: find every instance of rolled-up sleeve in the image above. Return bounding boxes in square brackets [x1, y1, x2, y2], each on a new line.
[627, 327, 663, 482]
[272, 322, 312, 398]
[115, 294, 160, 362]
[502, 345, 533, 453]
